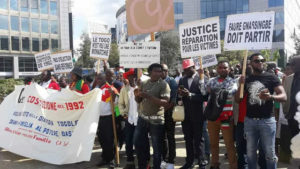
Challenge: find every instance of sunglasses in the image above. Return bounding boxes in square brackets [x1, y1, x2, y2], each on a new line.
[253, 59, 266, 64]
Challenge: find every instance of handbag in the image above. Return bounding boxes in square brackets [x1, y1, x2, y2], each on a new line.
[172, 105, 185, 122]
[204, 88, 229, 121]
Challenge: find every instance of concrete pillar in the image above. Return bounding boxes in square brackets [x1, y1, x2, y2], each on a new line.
[13, 56, 19, 79]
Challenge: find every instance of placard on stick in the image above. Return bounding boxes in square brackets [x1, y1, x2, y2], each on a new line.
[224, 11, 275, 51]
[34, 50, 53, 71]
[119, 42, 160, 68]
[126, 0, 175, 36]
[193, 55, 218, 70]
[179, 17, 221, 58]
[51, 50, 74, 73]
[90, 33, 112, 60]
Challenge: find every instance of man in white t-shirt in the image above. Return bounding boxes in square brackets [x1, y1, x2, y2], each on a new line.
[118, 69, 139, 169]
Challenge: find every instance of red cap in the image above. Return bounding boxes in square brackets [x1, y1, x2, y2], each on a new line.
[182, 59, 194, 69]
[123, 68, 135, 79]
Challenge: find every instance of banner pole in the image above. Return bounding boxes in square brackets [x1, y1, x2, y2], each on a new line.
[239, 50, 248, 99]
[110, 97, 120, 166]
[97, 59, 100, 74]
[198, 56, 204, 80]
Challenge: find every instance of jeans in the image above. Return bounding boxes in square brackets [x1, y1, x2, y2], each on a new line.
[235, 122, 266, 169]
[244, 117, 277, 169]
[203, 120, 210, 157]
[162, 109, 176, 164]
[134, 117, 164, 169]
[125, 121, 136, 162]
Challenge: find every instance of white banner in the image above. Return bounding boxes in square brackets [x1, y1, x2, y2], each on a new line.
[0, 84, 102, 165]
[52, 51, 74, 74]
[193, 55, 218, 70]
[119, 42, 160, 68]
[34, 50, 53, 71]
[90, 33, 112, 60]
[179, 17, 221, 58]
[224, 11, 275, 51]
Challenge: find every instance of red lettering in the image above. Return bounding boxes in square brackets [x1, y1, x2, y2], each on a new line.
[79, 101, 84, 109]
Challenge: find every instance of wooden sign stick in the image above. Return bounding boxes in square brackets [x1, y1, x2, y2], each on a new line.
[198, 56, 204, 80]
[110, 97, 120, 166]
[239, 50, 248, 99]
[97, 59, 100, 74]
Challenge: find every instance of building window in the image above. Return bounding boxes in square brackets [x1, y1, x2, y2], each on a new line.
[31, 0, 38, 13]
[31, 18, 39, 32]
[11, 36, 20, 51]
[269, 0, 284, 7]
[0, 57, 13, 72]
[273, 29, 284, 42]
[22, 37, 30, 51]
[51, 39, 58, 50]
[10, 0, 18, 10]
[175, 19, 183, 28]
[40, 0, 48, 14]
[0, 0, 7, 9]
[19, 57, 38, 72]
[275, 11, 284, 25]
[0, 36, 9, 50]
[11, 16, 19, 31]
[42, 38, 49, 50]
[21, 0, 28, 11]
[41, 19, 48, 33]
[21, 17, 29, 32]
[0, 15, 8, 30]
[50, 1, 57, 15]
[50, 20, 58, 34]
[174, 2, 183, 14]
[32, 38, 39, 52]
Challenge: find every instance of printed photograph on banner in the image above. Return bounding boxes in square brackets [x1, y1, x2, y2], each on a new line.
[224, 11, 275, 51]
[192, 55, 217, 70]
[51, 51, 74, 73]
[119, 42, 160, 68]
[90, 33, 112, 59]
[126, 0, 175, 36]
[34, 50, 53, 71]
[179, 17, 221, 58]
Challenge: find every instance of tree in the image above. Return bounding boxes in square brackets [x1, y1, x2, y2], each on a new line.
[159, 31, 181, 73]
[108, 43, 119, 67]
[292, 25, 300, 56]
[216, 40, 246, 66]
[260, 49, 280, 62]
[75, 32, 96, 68]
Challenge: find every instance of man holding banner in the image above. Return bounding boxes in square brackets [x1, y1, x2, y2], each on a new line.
[236, 53, 287, 169]
[39, 70, 60, 90]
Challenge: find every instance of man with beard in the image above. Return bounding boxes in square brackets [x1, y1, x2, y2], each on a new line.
[237, 53, 287, 169]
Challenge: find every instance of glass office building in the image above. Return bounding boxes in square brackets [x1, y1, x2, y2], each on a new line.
[0, 0, 72, 78]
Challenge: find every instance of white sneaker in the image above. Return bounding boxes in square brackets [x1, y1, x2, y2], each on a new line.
[160, 161, 167, 169]
[166, 163, 174, 169]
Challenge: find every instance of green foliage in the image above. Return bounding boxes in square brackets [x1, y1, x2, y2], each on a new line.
[0, 79, 24, 102]
[75, 32, 97, 68]
[159, 31, 181, 71]
[108, 43, 120, 67]
[292, 25, 300, 55]
[260, 49, 280, 61]
[217, 40, 247, 66]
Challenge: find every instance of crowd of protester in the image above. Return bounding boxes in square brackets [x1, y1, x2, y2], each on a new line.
[23, 53, 300, 169]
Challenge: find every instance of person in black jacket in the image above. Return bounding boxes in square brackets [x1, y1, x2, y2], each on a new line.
[178, 59, 208, 169]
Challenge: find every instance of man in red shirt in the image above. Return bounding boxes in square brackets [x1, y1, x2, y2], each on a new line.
[39, 70, 60, 90]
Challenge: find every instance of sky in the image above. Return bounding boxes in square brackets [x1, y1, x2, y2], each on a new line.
[72, 0, 124, 51]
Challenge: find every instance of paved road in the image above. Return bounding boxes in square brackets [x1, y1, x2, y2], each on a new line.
[0, 123, 296, 169]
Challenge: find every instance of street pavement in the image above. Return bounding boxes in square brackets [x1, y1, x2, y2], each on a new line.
[0, 123, 296, 169]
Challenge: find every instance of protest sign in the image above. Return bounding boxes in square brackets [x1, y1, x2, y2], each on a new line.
[179, 17, 221, 58]
[34, 50, 53, 71]
[90, 33, 111, 59]
[224, 11, 275, 51]
[0, 84, 102, 164]
[193, 55, 218, 70]
[51, 51, 74, 74]
[126, 0, 174, 36]
[119, 42, 160, 68]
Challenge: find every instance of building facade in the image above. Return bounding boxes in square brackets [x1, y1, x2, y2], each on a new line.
[116, 0, 300, 67]
[0, 0, 72, 79]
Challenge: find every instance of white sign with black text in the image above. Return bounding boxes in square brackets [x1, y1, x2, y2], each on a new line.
[119, 42, 160, 68]
[193, 55, 218, 70]
[51, 51, 74, 73]
[179, 17, 221, 58]
[224, 11, 275, 51]
[90, 33, 111, 60]
[34, 50, 53, 71]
